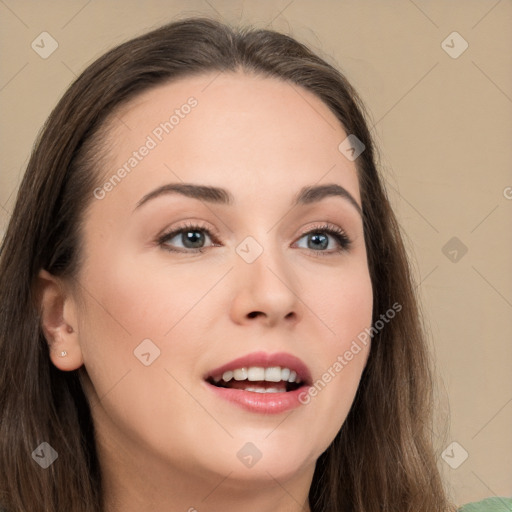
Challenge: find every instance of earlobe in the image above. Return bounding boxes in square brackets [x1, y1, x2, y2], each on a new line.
[36, 269, 84, 371]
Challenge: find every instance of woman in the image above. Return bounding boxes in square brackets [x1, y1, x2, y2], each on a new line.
[0, 16, 502, 512]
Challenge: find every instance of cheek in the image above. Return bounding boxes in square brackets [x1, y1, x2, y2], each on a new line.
[75, 252, 213, 448]
[307, 259, 373, 345]
[297, 262, 373, 443]
[75, 250, 219, 389]
[81, 250, 213, 340]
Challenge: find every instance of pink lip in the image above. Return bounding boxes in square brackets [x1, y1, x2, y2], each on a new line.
[205, 351, 312, 384]
[205, 384, 309, 414]
[203, 351, 312, 415]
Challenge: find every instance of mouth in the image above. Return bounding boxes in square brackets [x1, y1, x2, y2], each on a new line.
[203, 351, 312, 414]
[206, 366, 304, 393]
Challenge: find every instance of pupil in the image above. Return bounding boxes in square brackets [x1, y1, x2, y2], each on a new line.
[309, 233, 327, 250]
[184, 231, 204, 248]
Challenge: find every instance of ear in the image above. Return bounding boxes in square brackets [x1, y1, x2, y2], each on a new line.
[36, 269, 84, 371]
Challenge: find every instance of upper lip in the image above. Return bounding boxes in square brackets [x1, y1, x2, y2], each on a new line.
[205, 351, 312, 385]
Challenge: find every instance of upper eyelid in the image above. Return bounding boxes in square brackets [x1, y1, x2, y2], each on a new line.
[160, 221, 346, 236]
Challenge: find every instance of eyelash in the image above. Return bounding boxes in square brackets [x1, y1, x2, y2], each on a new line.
[156, 222, 352, 257]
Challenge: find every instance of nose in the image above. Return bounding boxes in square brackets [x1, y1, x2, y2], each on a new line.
[229, 245, 302, 328]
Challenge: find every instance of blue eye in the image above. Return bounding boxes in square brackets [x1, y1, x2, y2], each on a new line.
[294, 224, 351, 254]
[157, 222, 351, 255]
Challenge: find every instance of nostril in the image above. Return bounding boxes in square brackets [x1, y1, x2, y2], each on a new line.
[247, 311, 264, 318]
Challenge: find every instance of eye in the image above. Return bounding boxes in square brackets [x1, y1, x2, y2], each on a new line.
[156, 222, 351, 255]
[294, 224, 351, 255]
[157, 222, 219, 253]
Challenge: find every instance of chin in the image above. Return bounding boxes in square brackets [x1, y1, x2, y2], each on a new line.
[198, 439, 318, 485]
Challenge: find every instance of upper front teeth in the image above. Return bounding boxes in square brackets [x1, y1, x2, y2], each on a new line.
[219, 367, 300, 384]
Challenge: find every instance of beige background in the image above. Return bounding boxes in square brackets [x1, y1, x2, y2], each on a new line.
[1, 0, 511, 507]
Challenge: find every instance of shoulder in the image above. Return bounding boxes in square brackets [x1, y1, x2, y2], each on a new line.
[459, 497, 512, 511]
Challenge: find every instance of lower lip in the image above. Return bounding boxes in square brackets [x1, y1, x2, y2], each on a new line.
[205, 382, 308, 414]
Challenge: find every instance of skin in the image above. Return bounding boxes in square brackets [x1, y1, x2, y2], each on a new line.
[38, 72, 373, 512]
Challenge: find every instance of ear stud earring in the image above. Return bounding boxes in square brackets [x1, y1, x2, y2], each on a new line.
[57, 351, 68, 358]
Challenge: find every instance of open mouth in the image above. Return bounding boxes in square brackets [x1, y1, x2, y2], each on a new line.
[205, 366, 305, 394]
[204, 353, 312, 413]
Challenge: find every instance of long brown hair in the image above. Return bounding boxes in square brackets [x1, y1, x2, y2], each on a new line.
[0, 17, 455, 512]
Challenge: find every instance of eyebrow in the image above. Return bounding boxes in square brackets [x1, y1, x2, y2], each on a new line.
[134, 182, 362, 216]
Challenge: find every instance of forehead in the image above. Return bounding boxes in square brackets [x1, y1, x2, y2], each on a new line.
[97, 71, 361, 207]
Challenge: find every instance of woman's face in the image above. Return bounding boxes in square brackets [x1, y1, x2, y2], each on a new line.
[70, 72, 373, 485]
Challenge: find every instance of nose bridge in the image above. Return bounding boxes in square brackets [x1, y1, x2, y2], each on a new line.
[231, 233, 301, 324]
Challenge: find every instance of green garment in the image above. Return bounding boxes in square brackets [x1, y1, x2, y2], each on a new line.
[459, 497, 512, 511]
